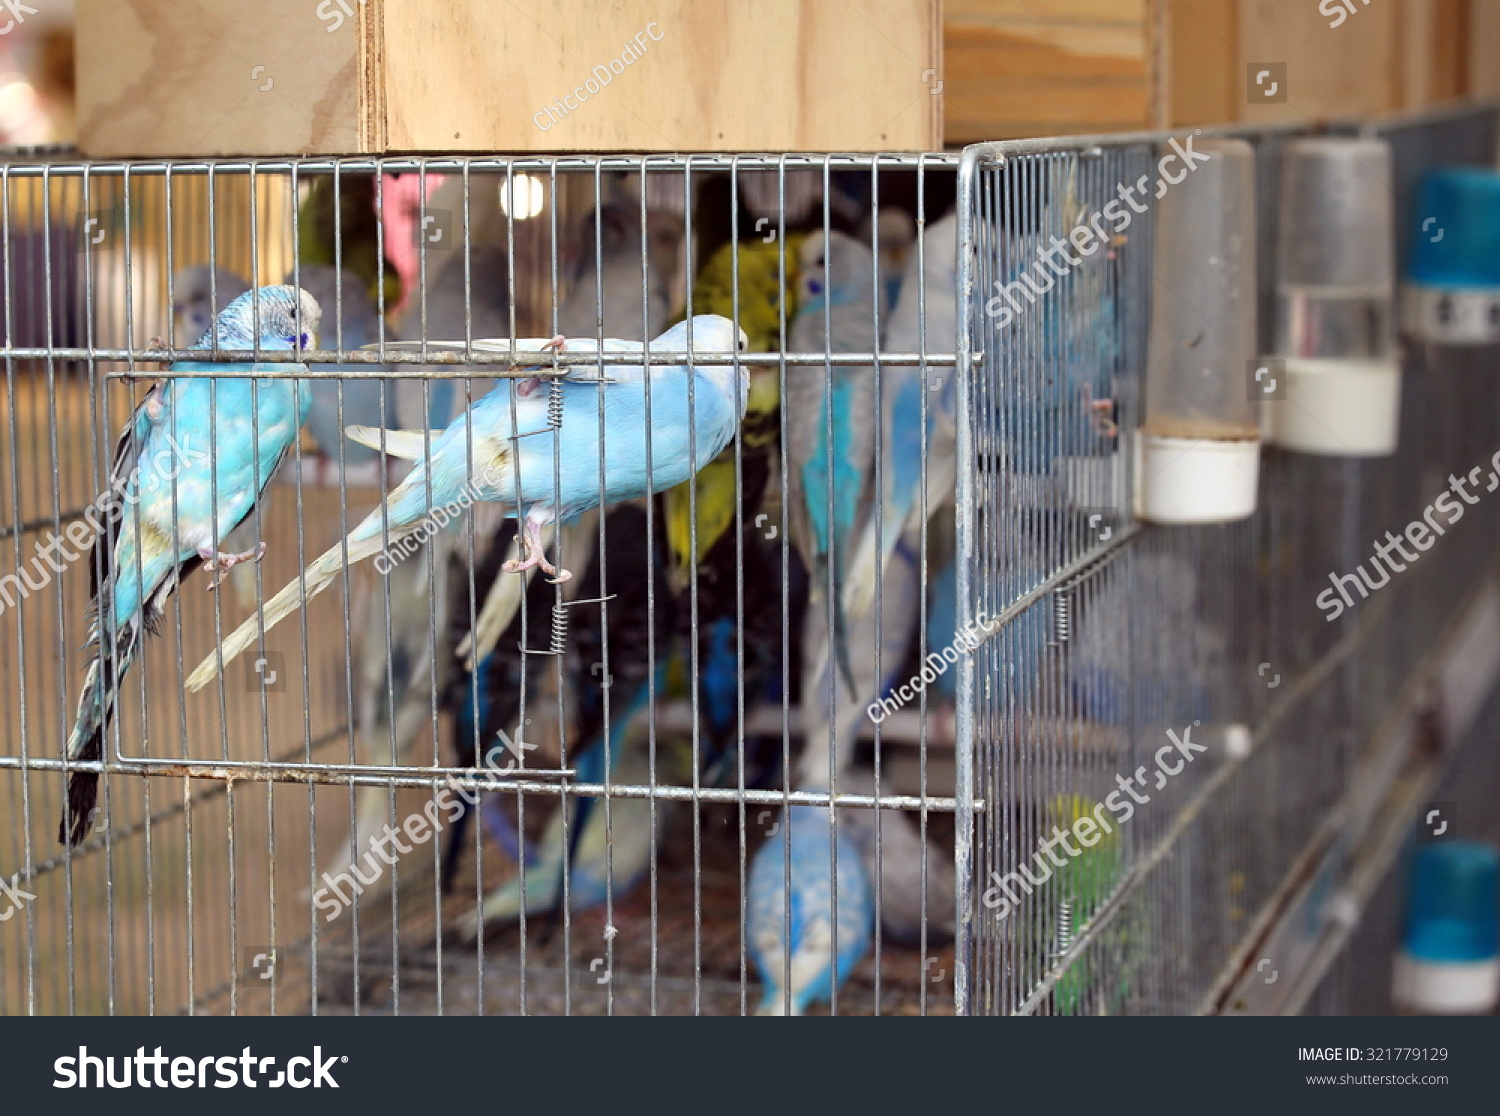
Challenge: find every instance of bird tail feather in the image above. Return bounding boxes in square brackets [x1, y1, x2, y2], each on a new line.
[185, 526, 400, 692]
[59, 618, 140, 846]
[842, 512, 911, 622]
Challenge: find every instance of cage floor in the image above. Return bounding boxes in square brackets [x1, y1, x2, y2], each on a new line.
[216, 800, 955, 1017]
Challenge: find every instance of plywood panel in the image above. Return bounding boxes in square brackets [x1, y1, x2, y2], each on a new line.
[78, 0, 939, 156]
[1471, 0, 1500, 95]
[1425, 0, 1471, 101]
[1169, 0, 1238, 127]
[944, 0, 1151, 141]
[379, 0, 940, 152]
[76, 0, 361, 158]
[1237, 0, 1404, 124]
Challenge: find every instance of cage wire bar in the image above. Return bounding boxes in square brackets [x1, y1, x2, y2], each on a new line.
[0, 104, 1497, 1016]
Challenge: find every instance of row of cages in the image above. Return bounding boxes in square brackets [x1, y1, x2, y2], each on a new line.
[0, 101, 1497, 1015]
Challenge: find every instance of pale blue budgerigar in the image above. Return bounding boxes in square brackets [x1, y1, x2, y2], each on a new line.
[786, 229, 882, 715]
[286, 265, 398, 468]
[322, 196, 680, 889]
[184, 315, 748, 690]
[171, 265, 249, 349]
[748, 802, 875, 1015]
[60, 285, 319, 845]
[844, 211, 958, 619]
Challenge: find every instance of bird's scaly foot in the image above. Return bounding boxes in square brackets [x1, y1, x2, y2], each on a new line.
[501, 545, 574, 583]
[198, 541, 267, 589]
[502, 516, 573, 582]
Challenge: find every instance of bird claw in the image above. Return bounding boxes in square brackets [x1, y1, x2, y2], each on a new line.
[199, 541, 267, 589]
[500, 553, 573, 583]
[505, 517, 571, 582]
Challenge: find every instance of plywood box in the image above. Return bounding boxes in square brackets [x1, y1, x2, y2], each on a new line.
[76, 0, 942, 157]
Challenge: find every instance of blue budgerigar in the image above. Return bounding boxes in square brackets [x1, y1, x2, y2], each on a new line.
[786, 229, 881, 710]
[60, 285, 319, 845]
[845, 211, 958, 619]
[748, 802, 875, 1015]
[184, 315, 748, 690]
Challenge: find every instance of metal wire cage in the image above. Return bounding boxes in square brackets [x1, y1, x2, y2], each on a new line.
[1, 105, 1498, 1016]
[955, 103, 1500, 1015]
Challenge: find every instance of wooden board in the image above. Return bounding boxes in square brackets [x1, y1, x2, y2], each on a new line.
[1170, 0, 1239, 127]
[1170, 0, 1475, 130]
[75, 0, 362, 157]
[1236, 0, 1405, 125]
[1471, 0, 1500, 95]
[77, 0, 941, 156]
[378, 0, 941, 152]
[943, 0, 1153, 142]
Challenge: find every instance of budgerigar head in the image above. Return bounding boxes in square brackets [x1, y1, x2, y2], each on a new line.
[199, 285, 322, 352]
[171, 265, 249, 347]
[795, 229, 876, 315]
[284, 264, 376, 346]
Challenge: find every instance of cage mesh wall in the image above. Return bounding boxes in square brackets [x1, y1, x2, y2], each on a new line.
[954, 105, 1500, 1015]
[0, 154, 967, 1015]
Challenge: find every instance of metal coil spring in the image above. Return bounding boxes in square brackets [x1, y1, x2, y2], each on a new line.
[1051, 590, 1072, 645]
[549, 601, 568, 655]
[546, 378, 565, 429]
[1054, 899, 1073, 957]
